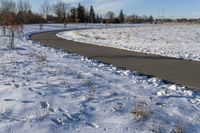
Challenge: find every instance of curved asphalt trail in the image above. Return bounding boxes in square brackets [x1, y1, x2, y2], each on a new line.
[31, 30, 200, 90]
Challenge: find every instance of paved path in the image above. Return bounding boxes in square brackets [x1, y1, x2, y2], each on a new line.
[31, 30, 200, 90]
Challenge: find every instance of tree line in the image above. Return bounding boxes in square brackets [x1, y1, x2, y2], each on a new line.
[0, 0, 156, 25]
[44, 1, 127, 23]
[45, 1, 154, 24]
[1, 0, 200, 26]
[0, 0, 45, 49]
[0, 0, 44, 25]
[0, 0, 154, 49]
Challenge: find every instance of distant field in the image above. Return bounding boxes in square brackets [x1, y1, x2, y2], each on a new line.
[58, 24, 200, 61]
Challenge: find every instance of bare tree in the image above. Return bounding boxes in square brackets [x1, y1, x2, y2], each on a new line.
[0, 0, 16, 13]
[6, 12, 21, 49]
[17, 0, 31, 24]
[17, 0, 24, 12]
[17, 0, 31, 13]
[53, 0, 70, 22]
[41, 0, 51, 19]
[64, 20, 67, 28]
[0, 0, 16, 36]
[8, 24, 21, 49]
[39, 22, 43, 30]
[0, 0, 23, 48]
[0, 19, 6, 36]
[105, 11, 115, 23]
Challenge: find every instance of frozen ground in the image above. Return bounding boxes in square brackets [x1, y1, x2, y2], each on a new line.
[0, 24, 200, 133]
[58, 24, 200, 61]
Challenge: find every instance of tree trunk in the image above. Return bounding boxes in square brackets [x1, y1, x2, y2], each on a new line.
[9, 29, 15, 49]
[3, 25, 6, 36]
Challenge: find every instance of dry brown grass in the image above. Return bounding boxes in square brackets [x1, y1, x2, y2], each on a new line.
[84, 80, 96, 100]
[149, 120, 162, 133]
[131, 101, 153, 120]
[35, 52, 47, 62]
[175, 124, 184, 133]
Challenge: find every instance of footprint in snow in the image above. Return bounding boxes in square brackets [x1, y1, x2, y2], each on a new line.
[14, 84, 20, 88]
[29, 88, 36, 92]
[49, 108, 56, 113]
[22, 82, 28, 86]
[58, 107, 67, 113]
[36, 81, 46, 85]
[62, 113, 75, 121]
[85, 122, 99, 128]
[37, 91, 45, 96]
[40, 101, 49, 109]
[4, 82, 12, 86]
[4, 99, 35, 104]
[57, 108, 75, 120]
[29, 88, 45, 96]
[11, 80, 15, 83]
[4, 99, 17, 102]
[50, 118, 63, 125]
[21, 100, 35, 104]
[187, 99, 200, 104]
[192, 105, 200, 111]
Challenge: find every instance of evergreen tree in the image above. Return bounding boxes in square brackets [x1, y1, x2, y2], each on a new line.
[96, 14, 100, 23]
[89, 6, 95, 23]
[70, 7, 76, 22]
[85, 8, 89, 23]
[119, 9, 124, 23]
[148, 15, 154, 23]
[77, 3, 85, 23]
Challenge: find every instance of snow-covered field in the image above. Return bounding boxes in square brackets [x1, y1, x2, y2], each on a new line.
[0, 24, 200, 133]
[58, 24, 200, 61]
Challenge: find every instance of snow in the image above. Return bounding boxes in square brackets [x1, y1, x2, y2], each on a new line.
[58, 24, 200, 61]
[0, 24, 199, 133]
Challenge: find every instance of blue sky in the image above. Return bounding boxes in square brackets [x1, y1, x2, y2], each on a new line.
[28, 0, 200, 18]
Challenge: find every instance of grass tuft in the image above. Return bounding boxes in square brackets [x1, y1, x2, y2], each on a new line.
[131, 101, 153, 120]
